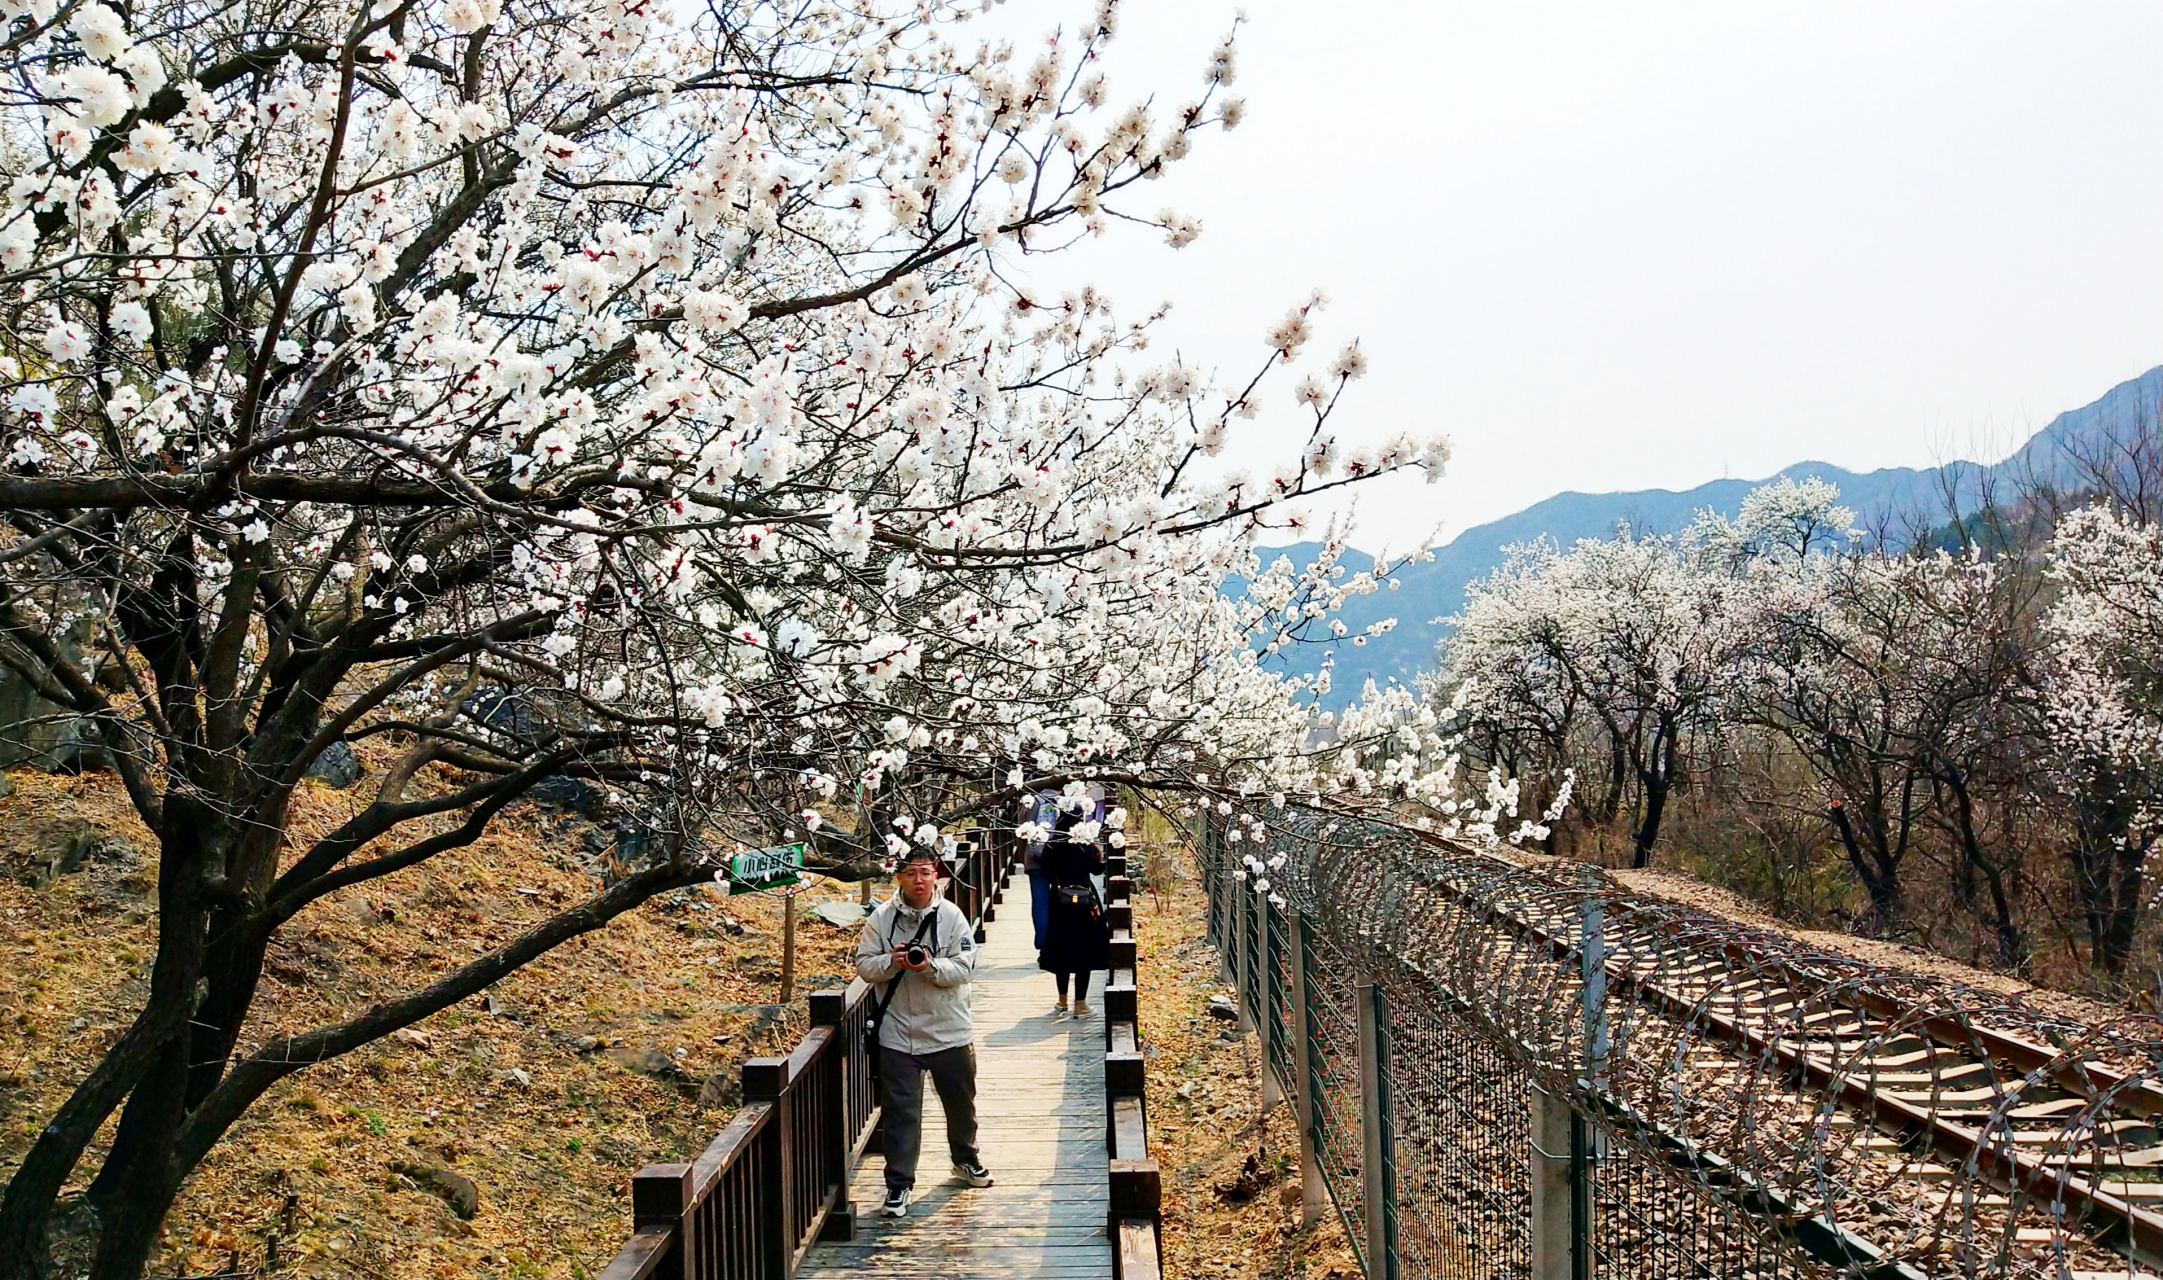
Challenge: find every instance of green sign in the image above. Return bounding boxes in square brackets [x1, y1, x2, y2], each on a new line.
[726, 842, 806, 895]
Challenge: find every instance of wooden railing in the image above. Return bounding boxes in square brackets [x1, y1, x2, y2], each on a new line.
[944, 829, 1002, 946]
[597, 827, 1017, 1280]
[1102, 846, 1165, 1280]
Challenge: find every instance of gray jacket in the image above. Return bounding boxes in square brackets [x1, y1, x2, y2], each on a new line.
[854, 888, 976, 1054]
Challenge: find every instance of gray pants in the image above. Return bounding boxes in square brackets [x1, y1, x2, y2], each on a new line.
[879, 1043, 979, 1191]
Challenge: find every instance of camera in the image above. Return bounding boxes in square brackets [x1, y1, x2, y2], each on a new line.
[905, 945, 929, 967]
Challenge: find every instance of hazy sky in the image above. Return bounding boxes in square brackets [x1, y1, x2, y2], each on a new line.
[999, 1, 2163, 554]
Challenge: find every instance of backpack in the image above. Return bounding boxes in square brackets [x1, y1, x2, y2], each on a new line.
[1052, 881, 1102, 922]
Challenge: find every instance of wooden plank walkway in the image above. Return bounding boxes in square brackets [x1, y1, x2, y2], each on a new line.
[797, 877, 1113, 1279]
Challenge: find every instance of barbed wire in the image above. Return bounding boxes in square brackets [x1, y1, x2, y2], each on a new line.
[1215, 804, 2163, 1279]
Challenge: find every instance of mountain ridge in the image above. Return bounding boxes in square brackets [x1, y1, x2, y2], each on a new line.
[1256, 363, 2163, 698]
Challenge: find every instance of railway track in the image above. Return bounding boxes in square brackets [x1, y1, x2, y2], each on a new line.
[1488, 876, 2163, 1269]
[1245, 810, 2163, 1278]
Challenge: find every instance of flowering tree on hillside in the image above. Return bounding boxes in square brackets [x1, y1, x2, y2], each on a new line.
[0, 0, 1456, 1272]
[1439, 476, 2107, 969]
[2043, 505, 2163, 977]
[1742, 549, 2041, 950]
[1687, 475, 1855, 570]
[1440, 529, 1742, 867]
[1421, 541, 1587, 835]
[1739, 554, 1937, 929]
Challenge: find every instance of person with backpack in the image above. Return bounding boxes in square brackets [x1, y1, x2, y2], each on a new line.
[1023, 792, 1054, 950]
[1036, 807, 1111, 1017]
[854, 847, 994, 1218]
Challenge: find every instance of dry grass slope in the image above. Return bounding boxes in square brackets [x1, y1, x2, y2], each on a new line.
[1135, 864, 1360, 1280]
[0, 765, 864, 1279]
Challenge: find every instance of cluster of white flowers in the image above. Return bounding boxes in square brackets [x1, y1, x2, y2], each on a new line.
[2043, 507, 2163, 881]
[0, 0, 1473, 886]
[1428, 478, 1865, 861]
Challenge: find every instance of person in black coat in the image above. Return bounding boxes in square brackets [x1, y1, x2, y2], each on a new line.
[1037, 807, 1112, 1017]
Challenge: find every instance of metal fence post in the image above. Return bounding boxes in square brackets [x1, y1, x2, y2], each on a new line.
[1224, 850, 1245, 1005]
[1356, 978, 1398, 1280]
[1218, 832, 1238, 986]
[1571, 888, 1606, 1280]
[1199, 817, 1218, 946]
[1529, 1085, 1575, 1280]
[1291, 915, 1326, 1228]
[1236, 878, 1259, 1036]
[1581, 892, 1609, 1086]
[1569, 1109, 1592, 1280]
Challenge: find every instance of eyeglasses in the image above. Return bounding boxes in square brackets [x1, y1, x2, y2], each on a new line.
[896, 864, 940, 878]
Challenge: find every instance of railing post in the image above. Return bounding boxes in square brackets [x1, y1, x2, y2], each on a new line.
[1108, 1159, 1164, 1278]
[1105, 858, 1163, 1278]
[1290, 915, 1325, 1228]
[743, 1058, 793, 1276]
[1356, 978, 1397, 1280]
[971, 827, 994, 911]
[809, 992, 855, 1243]
[631, 1163, 694, 1280]
[970, 837, 989, 942]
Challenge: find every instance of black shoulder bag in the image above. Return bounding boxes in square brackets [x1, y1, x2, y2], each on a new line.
[865, 910, 938, 1096]
[1052, 879, 1103, 924]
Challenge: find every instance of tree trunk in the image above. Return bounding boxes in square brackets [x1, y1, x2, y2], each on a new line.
[1631, 721, 1677, 869]
[2070, 800, 2147, 978]
[1945, 774, 2025, 969]
[1826, 800, 1899, 929]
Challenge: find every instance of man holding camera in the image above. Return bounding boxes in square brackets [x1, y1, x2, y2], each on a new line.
[854, 846, 993, 1218]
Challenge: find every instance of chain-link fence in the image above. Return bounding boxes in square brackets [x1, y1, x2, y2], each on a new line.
[1377, 955, 1532, 1277]
[1304, 919, 1371, 1265]
[1194, 807, 2163, 1280]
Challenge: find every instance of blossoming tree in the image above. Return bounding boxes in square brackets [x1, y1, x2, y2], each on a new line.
[0, 0, 1455, 1271]
[1439, 527, 1746, 867]
[2043, 506, 2163, 977]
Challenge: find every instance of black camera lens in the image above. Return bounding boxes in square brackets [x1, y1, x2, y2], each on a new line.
[906, 945, 928, 966]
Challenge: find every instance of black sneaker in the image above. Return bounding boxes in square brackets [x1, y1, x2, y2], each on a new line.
[880, 1187, 909, 1217]
[953, 1160, 994, 1188]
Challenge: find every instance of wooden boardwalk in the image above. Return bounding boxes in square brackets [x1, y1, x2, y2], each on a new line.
[796, 882, 1113, 1279]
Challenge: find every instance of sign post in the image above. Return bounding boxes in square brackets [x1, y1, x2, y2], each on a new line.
[725, 843, 806, 895]
[719, 843, 809, 1002]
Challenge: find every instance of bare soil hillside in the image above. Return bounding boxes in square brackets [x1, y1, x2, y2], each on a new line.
[0, 765, 865, 1279]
